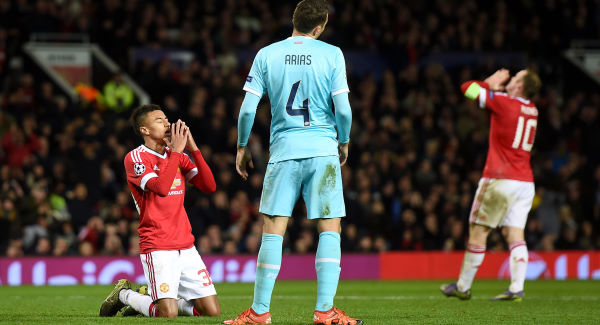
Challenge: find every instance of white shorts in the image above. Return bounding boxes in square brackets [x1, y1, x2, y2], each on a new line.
[469, 178, 534, 229]
[140, 247, 216, 301]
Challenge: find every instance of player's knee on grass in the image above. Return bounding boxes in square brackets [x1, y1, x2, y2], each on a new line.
[157, 299, 178, 318]
[193, 296, 221, 316]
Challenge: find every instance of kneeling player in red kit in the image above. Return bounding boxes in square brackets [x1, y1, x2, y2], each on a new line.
[99, 104, 220, 318]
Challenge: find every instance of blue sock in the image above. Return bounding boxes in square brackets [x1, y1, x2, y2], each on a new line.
[315, 231, 341, 312]
[251, 233, 283, 314]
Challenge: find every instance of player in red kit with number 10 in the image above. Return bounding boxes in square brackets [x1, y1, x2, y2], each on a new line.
[441, 69, 542, 301]
[99, 104, 220, 318]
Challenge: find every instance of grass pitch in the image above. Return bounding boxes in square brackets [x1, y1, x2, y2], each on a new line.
[0, 280, 598, 324]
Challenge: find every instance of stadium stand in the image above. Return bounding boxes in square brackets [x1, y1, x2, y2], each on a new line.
[0, 0, 599, 257]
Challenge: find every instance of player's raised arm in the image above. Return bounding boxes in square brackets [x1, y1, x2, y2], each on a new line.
[178, 124, 217, 193]
[461, 69, 509, 110]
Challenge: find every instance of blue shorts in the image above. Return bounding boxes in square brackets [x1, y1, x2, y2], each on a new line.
[259, 155, 346, 219]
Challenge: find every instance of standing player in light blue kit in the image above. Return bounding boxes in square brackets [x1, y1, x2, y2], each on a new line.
[224, 1, 360, 324]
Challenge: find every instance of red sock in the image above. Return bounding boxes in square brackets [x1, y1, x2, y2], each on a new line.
[193, 308, 202, 316]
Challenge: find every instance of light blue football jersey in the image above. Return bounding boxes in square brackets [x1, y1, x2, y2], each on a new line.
[243, 35, 349, 163]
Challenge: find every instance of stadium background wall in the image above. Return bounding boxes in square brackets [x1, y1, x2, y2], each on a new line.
[1, 251, 598, 286]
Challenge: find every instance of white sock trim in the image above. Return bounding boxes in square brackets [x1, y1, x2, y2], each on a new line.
[315, 258, 340, 264]
[257, 263, 281, 270]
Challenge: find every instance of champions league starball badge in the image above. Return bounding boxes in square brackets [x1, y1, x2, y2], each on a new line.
[134, 163, 146, 175]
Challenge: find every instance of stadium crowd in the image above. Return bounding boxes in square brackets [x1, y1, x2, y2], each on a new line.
[1, 0, 599, 257]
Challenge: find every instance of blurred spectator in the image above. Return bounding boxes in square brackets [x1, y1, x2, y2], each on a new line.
[100, 73, 134, 113]
[6, 239, 24, 257]
[67, 183, 95, 231]
[53, 236, 70, 256]
[223, 240, 238, 255]
[197, 235, 211, 255]
[128, 236, 140, 256]
[0, 197, 18, 251]
[1, 123, 40, 168]
[34, 237, 51, 256]
[23, 215, 49, 253]
[78, 241, 95, 256]
[78, 216, 104, 253]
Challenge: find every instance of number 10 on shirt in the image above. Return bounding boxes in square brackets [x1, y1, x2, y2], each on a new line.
[286, 80, 310, 126]
[512, 116, 537, 152]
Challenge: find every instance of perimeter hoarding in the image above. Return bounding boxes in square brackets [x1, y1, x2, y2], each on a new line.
[379, 251, 600, 280]
[0, 251, 598, 286]
[0, 254, 378, 286]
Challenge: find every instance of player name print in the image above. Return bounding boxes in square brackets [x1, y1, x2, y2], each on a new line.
[285, 54, 311, 65]
[520, 105, 538, 116]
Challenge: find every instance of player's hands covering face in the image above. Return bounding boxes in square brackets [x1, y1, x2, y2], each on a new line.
[164, 120, 188, 153]
[485, 69, 510, 91]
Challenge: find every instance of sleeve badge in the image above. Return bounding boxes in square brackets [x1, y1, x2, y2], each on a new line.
[134, 163, 146, 175]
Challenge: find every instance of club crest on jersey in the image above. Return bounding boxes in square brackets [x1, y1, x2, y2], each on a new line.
[160, 283, 169, 293]
[246, 76, 253, 83]
[134, 163, 146, 175]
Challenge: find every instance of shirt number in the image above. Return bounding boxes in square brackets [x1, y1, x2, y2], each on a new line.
[198, 268, 213, 286]
[286, 80, 310, 126]
[511, 116, 537, 152]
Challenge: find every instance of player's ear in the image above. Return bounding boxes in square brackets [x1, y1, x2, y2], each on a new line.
[140, 126, 149, 136]
[313, 24, 323, 37]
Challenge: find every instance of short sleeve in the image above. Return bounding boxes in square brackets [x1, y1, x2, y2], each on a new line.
[179, 153, 199, 182]
[242, 49, 266, 98]
[331, 48, 350, 96]
[124, 151, 158, 191]
[481, 90, 505, 114]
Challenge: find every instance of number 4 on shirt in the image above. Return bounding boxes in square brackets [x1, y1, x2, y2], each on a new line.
[286, 80, 310, 126]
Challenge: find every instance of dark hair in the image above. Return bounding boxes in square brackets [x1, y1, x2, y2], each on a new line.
[129, 104, 162, 137]
[292, 0, 329, 34]
[522, 69, 541, 99]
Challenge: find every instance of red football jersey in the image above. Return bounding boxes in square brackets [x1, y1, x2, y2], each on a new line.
[465, 81, 538, 182]
[124, 145, 199, 253]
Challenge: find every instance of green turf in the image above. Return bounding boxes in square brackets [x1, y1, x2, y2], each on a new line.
[0, 280, 598, 324]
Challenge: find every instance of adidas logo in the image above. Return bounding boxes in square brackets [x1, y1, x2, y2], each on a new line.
[153, 164, 160, 171]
